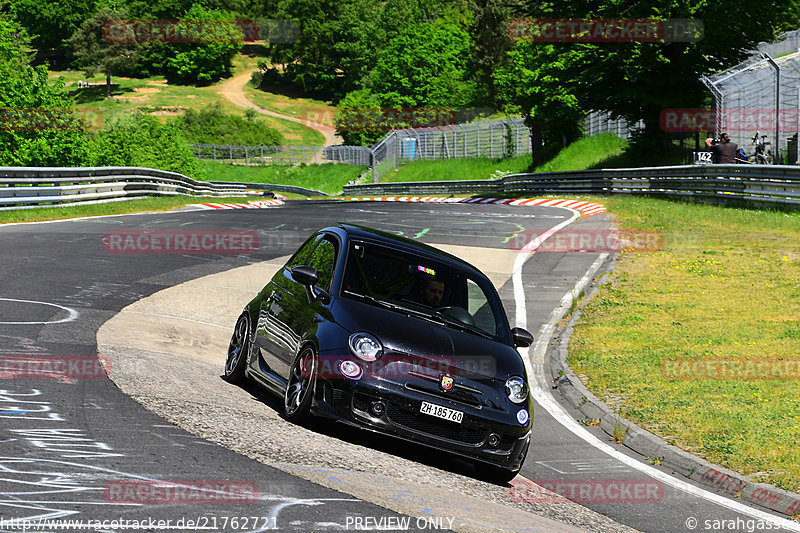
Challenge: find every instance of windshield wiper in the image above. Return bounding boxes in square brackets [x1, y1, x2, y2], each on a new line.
[432, 312, 495, 341]
[343, 291, 446, 324]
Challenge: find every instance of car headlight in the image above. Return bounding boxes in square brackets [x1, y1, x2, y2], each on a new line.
[505, 376, 528, 404]
[348, 333, 383, 362]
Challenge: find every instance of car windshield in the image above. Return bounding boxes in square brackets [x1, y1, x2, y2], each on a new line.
[341, 240, 508, 341]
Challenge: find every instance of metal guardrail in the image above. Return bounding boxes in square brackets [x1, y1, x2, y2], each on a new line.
[5, 163, 800, 211]
[342, 164, 800, 210]
[208, 181, 329, 197]
[0, 167, 248, 210]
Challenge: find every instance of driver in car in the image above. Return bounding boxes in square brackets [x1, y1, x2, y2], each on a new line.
[416, 277, 445, 307]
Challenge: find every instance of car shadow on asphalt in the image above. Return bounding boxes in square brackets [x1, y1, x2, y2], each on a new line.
[226, 376, 501, 485]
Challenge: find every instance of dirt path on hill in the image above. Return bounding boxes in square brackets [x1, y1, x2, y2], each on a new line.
[217, 72, 340, 147]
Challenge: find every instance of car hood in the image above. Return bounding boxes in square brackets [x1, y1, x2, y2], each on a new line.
[332, 298, 525, 380]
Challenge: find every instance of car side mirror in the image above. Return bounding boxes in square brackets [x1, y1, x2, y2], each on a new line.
[511, 327, 533, 348]
[291, 265, 331, 304]
[291, 265, 319, 286]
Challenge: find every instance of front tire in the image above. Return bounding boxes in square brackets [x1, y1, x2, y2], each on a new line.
[224, 314, 250, 384]
[284, 346, 317, 423]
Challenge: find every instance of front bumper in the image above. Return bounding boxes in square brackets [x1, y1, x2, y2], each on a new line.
[312, 357, 532, 470]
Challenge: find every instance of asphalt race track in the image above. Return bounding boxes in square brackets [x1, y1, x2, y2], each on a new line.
[0, 200, 797, 533]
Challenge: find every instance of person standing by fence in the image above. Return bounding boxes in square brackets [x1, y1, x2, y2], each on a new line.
[705, 133, 738, 164]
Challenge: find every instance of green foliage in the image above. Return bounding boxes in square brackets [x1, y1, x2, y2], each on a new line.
[65, 3, 243, 85]
[332, 18, 482, 146]
[195, 160, 365, 195]
[88, 112, 198, 174]
[494, 42, 584, 165]
[269, 0, 474, 100]
[0, 12, 90, 166]
[269, 0, 384, 98]
[371, 20, 478, 108]
[469, 0, 516, 105]
[8, 0, 96, 51]
[115, 0, 267, 19]
[0, 9, 33, 65]
[534, 0, 800, 141]
[333, 89, 384, 146]
[176, 105, 285, 145]
[159, 4, 243, 85]
[66, 7, 141, 97]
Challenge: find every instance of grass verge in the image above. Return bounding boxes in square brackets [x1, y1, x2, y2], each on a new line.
[381, 133, 630, 182]
[568, 196, 800, 492]
[0, 196, 249, 225]
[195, 161, 366, 195]
[382, 155, 533, 182]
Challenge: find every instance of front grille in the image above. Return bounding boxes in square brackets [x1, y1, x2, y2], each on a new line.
[387, 403, 488, 445]
[404, 383, 482, 408]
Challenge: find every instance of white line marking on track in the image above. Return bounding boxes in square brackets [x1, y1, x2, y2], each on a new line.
[512, 208, 800, 530]
[0, 299, 79, 325]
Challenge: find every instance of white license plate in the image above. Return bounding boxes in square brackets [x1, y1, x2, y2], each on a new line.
[420, 401, 463, 424]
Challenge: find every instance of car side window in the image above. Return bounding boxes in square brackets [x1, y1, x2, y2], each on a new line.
[287, 235, 320, 269]
[305, 237, 337, 292]
[467, 278, 497, 336]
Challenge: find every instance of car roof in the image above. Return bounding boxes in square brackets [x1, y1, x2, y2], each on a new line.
[331, 223, 485, 277]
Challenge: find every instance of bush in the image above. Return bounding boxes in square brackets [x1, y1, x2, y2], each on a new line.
[131, 4, 242, 85]
[334, 89, 385, 146]
[176, 105, 285, 146]
[0, 13, 90, 166]
[88, 113, 198, 175]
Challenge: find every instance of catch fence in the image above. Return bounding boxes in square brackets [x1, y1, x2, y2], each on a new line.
[701, 29, 800, 164]
[191, 144, 328, 166]
[191, 118, 533, 182]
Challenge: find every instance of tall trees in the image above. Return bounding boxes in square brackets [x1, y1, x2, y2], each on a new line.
[528, 0, 800, 143]
[371, 21, 478, 108]
[267, 0, 383, 98]
[494, 43, 584, 166]
[469, 0, 515, 106]
[8, 0, 96, 53]
[66, 7, 140, 97]
[159, 4, 244, 84]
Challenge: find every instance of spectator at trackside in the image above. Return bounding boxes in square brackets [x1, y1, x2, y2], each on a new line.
[705, 133, 738, 164]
